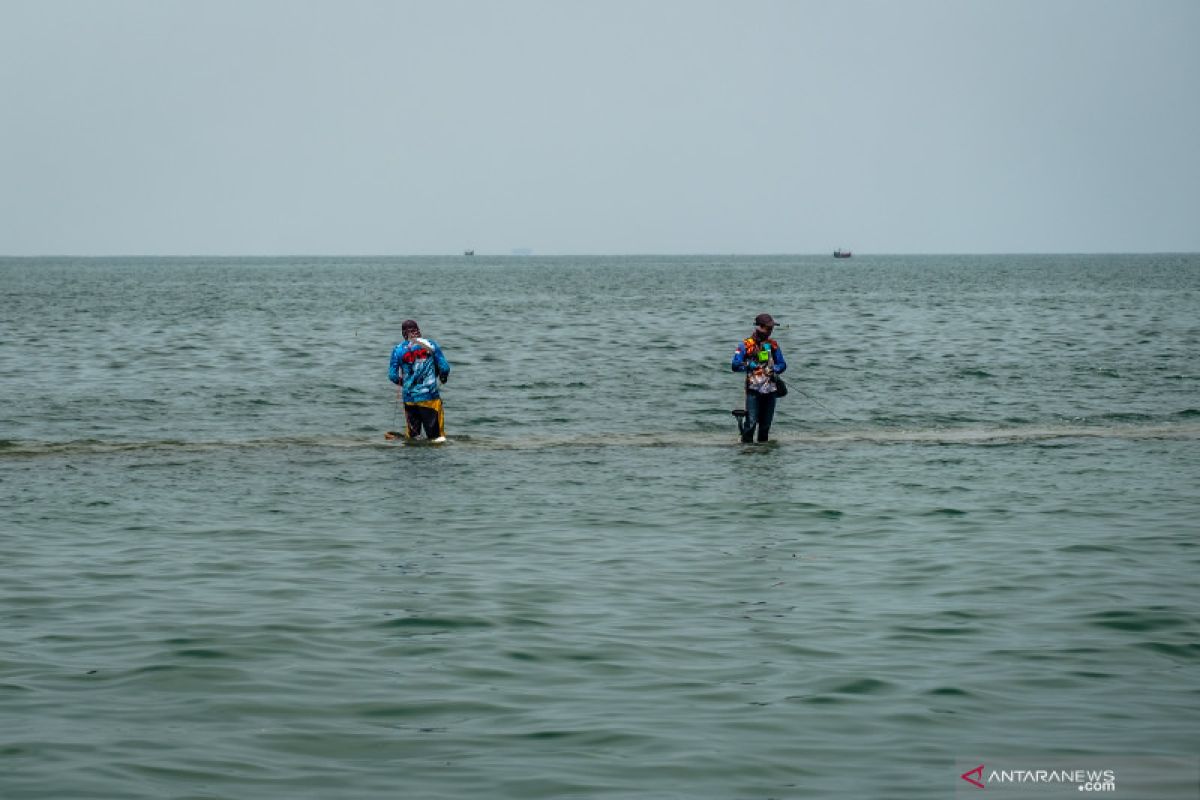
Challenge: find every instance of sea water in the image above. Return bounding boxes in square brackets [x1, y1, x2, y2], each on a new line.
[2, 255, 1197, 798]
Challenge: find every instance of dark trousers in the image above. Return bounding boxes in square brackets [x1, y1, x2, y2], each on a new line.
[743, 391, 777, 443]
[404, 400, 444, 439]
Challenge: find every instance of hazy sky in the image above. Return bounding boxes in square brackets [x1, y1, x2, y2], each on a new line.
[2, 0, 1197, 255]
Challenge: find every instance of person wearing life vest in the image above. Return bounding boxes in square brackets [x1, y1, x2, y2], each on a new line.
[388, 319, 452, 441]
[731, 313, 787, 443]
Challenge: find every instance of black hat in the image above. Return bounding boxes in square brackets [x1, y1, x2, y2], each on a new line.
[754, 313, 777, 327]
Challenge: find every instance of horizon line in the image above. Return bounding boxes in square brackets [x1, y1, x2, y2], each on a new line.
[2, 250, 1198, 259]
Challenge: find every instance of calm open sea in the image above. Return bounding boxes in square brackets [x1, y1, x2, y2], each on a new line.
[2, 255, 1198, 799]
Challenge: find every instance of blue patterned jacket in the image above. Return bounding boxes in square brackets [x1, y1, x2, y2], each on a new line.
[389, 338, 451, 403]
[731, 335, 786, 393]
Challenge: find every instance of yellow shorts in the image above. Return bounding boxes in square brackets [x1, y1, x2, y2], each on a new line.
[404, 398, 445, 439]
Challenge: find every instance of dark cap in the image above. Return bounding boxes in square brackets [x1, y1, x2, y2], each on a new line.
[401, 319, 420, 333]
[754, 313, 777, 328]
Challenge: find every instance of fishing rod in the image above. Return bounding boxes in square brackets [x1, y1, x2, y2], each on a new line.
[730, 379, 850, 434]
[792, 385, 848, 421]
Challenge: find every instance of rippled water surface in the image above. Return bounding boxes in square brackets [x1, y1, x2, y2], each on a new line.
[2, 255, 1198, 798]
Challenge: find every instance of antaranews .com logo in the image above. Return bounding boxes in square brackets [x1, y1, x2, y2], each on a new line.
[955, 756, 1198, 798]
[960, 764, 1116, 792]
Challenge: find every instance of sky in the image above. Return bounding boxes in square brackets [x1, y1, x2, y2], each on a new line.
[1, 0, 1197, 255]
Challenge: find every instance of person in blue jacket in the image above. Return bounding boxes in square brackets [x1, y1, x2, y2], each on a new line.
[731, 313, 787, 443]
[388, 319, 452, 441]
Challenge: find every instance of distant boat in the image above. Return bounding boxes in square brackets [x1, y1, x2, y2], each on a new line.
[463, 249, 475, 256]
[833, 249, 852, 258]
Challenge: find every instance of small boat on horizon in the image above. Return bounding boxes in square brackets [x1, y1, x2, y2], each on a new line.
[463, 249, 475, 256]
[833, 249, 852, 258]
